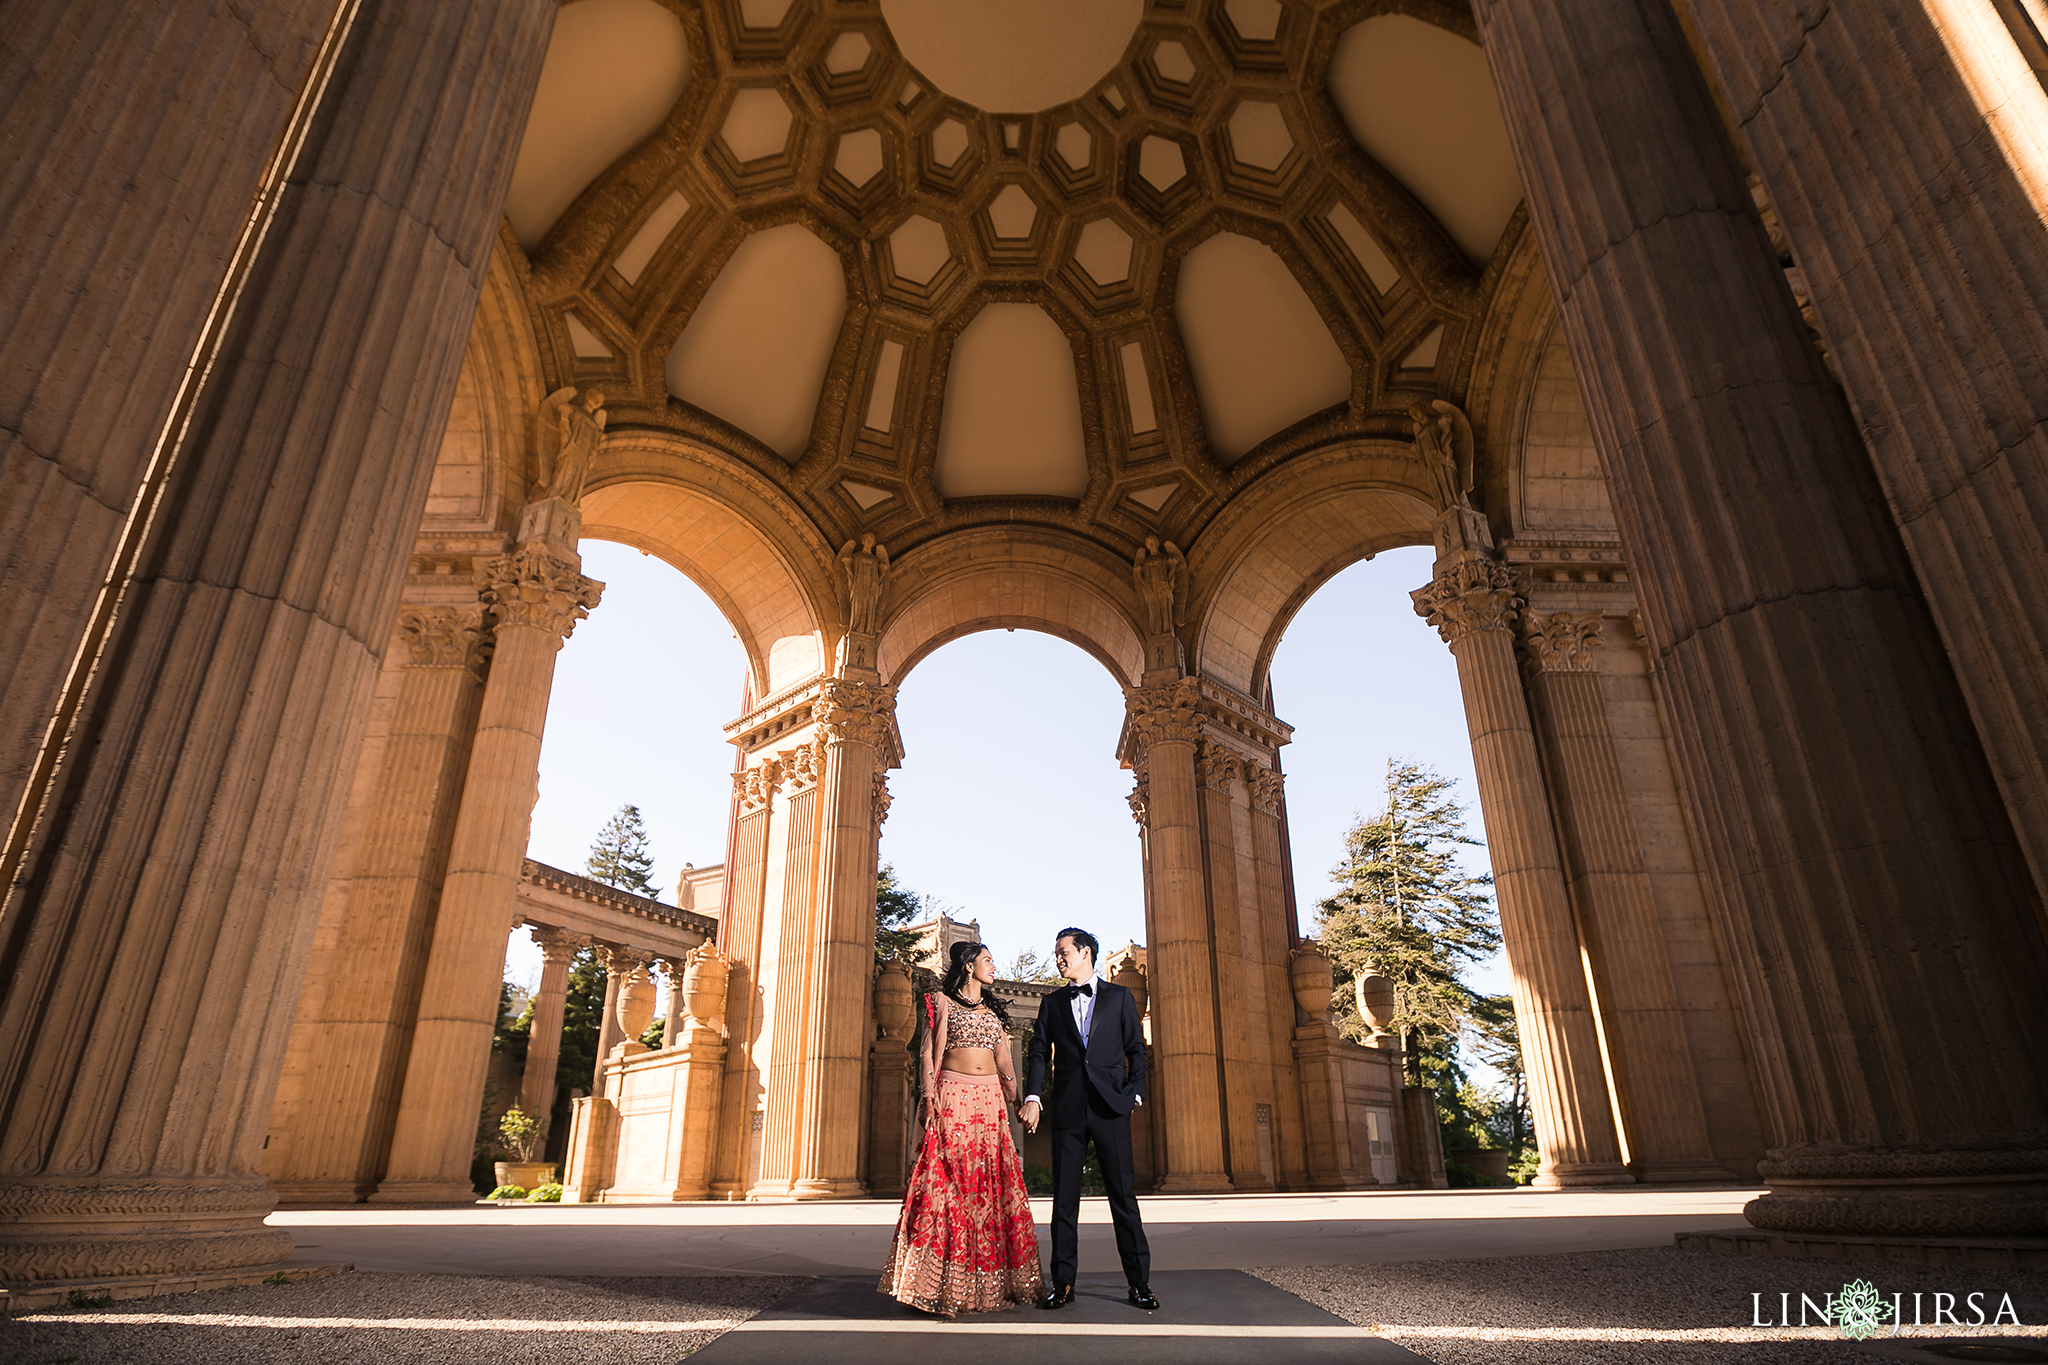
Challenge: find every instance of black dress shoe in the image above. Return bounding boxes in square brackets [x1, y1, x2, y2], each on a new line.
[1039, 1284, 1075, 1310]
[1128, 1283, 1160, 1311]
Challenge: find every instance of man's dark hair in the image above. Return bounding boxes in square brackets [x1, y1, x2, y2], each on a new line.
[1055, 927, 1099, 967]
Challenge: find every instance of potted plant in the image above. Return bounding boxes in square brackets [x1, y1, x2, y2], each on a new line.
[491, 1105, 555, 1194]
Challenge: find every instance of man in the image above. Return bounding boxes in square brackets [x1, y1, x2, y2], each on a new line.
[1020, 927, 1157, 1311]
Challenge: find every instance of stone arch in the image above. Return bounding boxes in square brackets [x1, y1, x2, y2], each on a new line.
[874, 527, 1147, 686]
[1189, 442, 1438, 698]
[580, 431, 840, 696]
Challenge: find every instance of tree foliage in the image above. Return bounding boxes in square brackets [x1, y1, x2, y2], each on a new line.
[1467, 991, 1531, 1153]
[585, 803, 661, 899]
[1313, 758, 1500, 1091]
[875, 862, 933, 973]
[1007, 949, 1062, 984]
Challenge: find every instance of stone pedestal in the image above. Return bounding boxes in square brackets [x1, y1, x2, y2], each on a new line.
[0, 0, 554, 1278]
[372, 528, 601, 1205]
[1476, 0, 2048, 1233]
[1414, 552, 1633, 1188]
[1293, 1023, 1374, 1191]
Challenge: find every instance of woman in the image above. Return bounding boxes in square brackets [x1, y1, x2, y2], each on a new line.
[878, 940, 1045, 1315]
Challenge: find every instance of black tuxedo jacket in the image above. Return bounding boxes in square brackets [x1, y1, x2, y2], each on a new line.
[1024, 980, 1147, 1125]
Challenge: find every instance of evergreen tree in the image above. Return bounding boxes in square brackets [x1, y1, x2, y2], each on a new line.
[1468, 991, 1532, 1153]
[1007, 949, 1063, 984]
[1314, 758, 1500, 1090]
[585, 804, 661, 899]
[874, 862, 932, 972]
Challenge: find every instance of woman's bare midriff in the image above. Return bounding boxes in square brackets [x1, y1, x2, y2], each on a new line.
[941, 1047, 998, 1076]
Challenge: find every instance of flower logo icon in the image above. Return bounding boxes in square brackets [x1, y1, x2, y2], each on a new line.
[1836, 1279, 1887, 1340]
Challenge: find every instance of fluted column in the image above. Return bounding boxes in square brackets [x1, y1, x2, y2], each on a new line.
[520, 927, 585, 1121]
[1195, 742, 1269, 1190]
[269, 604, 487, 1203]
[1519, 612, 1727, 1182]
[1413, 557, 1632, 1187]
[1126, 679, 1233, 1193]
[0, 0, 347, 836]
[0, 0, 554, 1277]
[793, 680, 893, 1197]
[752, 739, 824, 1197]
[1245, 764, 1310, 1189]
[373, 529, 601, 1203]
[1677, 0, 2048, 895]
[591, 947, 628, 1094]
[1475, 0, 2048, 1234]
[658, 955, 685, 1051]
[711, 763, 776, 1198]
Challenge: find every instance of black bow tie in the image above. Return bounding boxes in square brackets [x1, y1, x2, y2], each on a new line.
[1075, 982, 1094, 997]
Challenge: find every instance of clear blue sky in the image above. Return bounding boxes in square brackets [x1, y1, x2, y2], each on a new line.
[509, 538, 1511, 1081]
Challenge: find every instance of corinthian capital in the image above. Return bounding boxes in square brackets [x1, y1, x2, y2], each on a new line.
[872, 771, 893, 827]
[733, 759, 779, 815]
[529, 925, 588, 965]
[477, 542, 603, 640]
[813, 677, 897, 748]
[397, 605, 485, 669]
[1520, 612, 1605, 676]
[1125, 675, 1203, 752]
[1411, 556, 1522, 644]
[1245, 763, 1284, 815]
[1196, 740, 1238, 794]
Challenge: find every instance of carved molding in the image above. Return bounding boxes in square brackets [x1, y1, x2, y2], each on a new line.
[1196, 739, 1238, 794]
[1245, 763, 1284, 815]
[397, 604, 485, 669]
[779, 735, 824, 792]
[1520, 611, 1604, 676]
[813, 677, 897, 749]
[530, 925, 589, 965]
[477, 542, 603, 640]
[1127, 778, 1149, 826]
[734, 759, 779, 815]
[1411, 556, 1523, 644]
[872, 770, 893, 827]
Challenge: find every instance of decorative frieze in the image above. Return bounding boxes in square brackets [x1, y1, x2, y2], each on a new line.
[476, 542, 603, 640]
[396, 605, 485, 669]
[1411, 556, 1523, 643]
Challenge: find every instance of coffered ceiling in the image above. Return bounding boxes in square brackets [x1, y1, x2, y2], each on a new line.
[501, 0, 1526, 559]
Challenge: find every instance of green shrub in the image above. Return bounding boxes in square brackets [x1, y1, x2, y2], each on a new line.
[1442, 1157, 1482, 1188]
[486, 1184, 527, 1201]
[526, 1183, 563, 1202]
[1509, 1148, 1541, 1185]
[1023, 1164, 1053, 1195]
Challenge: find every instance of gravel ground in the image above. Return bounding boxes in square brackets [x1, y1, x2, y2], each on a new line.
[0, 1272, 804, 1365]
[1253, 1247, 2048, 1364]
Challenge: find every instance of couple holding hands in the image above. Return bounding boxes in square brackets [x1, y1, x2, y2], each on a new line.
[877, 927, 1158, 1318]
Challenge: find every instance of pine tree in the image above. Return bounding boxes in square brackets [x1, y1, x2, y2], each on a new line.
[585, 803, 661, 899]
[874, 862, 931, 972]
[1314, 758, 1500, 1090]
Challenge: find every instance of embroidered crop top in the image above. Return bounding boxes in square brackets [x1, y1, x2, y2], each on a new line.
[943, 1000, 1007, 1050]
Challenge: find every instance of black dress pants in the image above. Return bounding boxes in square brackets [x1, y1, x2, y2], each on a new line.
[1047, 1091, 1150, 1287]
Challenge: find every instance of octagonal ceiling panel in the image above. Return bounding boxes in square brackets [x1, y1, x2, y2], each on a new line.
[721, 87, 795, 162]
[1327, 15, 1521, 263]
[504, 0, 690, 249]
[889, 214, 950, 284]
[666, 224, 848, 458]
[1176, 233, 1351, 461]
[936, 303, 1088, 498]
[881, 0, 1143, 111]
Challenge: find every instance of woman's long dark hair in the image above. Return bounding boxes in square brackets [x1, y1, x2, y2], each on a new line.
[938, 940, 1011, 1026]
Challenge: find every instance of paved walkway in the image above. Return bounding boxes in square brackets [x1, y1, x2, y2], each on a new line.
[273, 1185, 1759, 1278]
[696, 1270, 1432, 1363]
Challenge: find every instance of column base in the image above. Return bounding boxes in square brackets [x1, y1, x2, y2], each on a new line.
[1747, 1144, 2048, 1238]
[367, 1178, 479, 1206]
[269, 1179, 375, 1206]
[789, 1177, 869, 1199]
[1155, 1173, 1236, 1194]
[1532, 1160, 1636, 1188]
[1631, 1159, 1736, 1184]
[0, 1176, 292, 1282]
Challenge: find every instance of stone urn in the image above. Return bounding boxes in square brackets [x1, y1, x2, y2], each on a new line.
[616, 964, 657, 1043]
[1110, 955, 1147, 1020]
[1290, 940, 1335, 1022]
[873, 958, 913, 1041]
[1355, 970, 1397, 1039]
[681, 941, 729, 1036]
[491, 1161, 556, 1195]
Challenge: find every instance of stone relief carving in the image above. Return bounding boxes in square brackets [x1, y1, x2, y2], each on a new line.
[476, 542, 603, 640]
[813, 677, 897, 749]
[1411, 398, 1475, 511]
[733, 759, 780, 815]
[1125, 675, 1204, 751]
[1520, 612, 1604, 675]
[838, 533, 890, 636]
[396, 605, 484, 669]
[1411, 556, 1523, 644]
[1245, 763, 1284, 815]
[871, 770, 893, 827]
[779, 735, 824, 791]
[537, 386, 607, 504]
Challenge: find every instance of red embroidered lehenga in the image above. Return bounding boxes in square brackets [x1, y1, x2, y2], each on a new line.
[878, 994, 1044, 1315]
